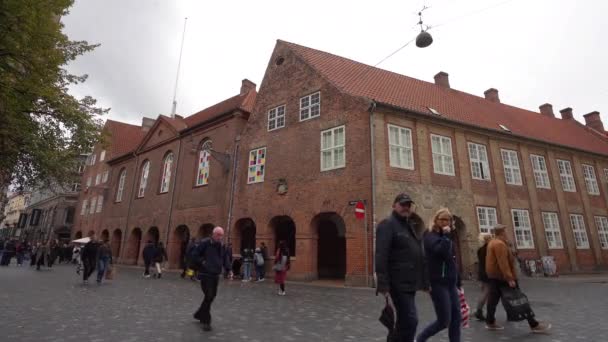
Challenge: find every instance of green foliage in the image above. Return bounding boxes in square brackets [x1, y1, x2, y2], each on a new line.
[0, 0, 106, 194]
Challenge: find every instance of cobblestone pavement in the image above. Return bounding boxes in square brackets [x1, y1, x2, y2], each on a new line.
[1, 263, 607, 342]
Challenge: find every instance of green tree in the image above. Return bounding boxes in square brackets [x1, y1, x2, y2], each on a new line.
[0, 0, 106, 223]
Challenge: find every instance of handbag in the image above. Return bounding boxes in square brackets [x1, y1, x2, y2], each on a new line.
[500, 285, 534, 321]
[378, 296, 398, 342]
[458, 288, 470, 328]
[272, 263, 284, 272]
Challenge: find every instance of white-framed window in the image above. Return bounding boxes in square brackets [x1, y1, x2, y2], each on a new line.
[300, 92, 320, 121]
[160, 152, 174, 193]
[247, 147, 266, 184]
[138, 161, 150, 197]
[594, 216, 608, 249]
[542, 212, 563, 249]
[603, 168, 608, 183]
[530, 154, 551, 189]
[96, 195, 103, 213]
[570, 214, 590, 249]
[102, 171, 109, 183]
[80, 199, 88, 216]
[86, 177, 91, 187]
[95, 173, 101, 185]
[116, 169, 126, 202]
[501, 149, 522, 185]
[431, 134, 454, 176]
[582, 164, 600, 195]
[468, 142, 491, 180]
[196, 141, 211, 186]
[89, 196, 97, 214]
[388, 124, 414, 169]
[268, 105, 286, 131]
[99, 150, 106, 162]
[90, 153, 96, 166]
[321, 125, 346, 171]
[476, 206, 498, 234]
[557, 160, 576, 192]
[511, 209, 534, 248]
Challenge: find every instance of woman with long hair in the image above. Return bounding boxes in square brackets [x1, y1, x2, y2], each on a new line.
[417, 208, 461, 342]
[273, 241, 290, 296]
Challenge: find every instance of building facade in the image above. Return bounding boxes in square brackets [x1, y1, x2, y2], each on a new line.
[0, 192, 31, 239]
[72, 41, 608, 286]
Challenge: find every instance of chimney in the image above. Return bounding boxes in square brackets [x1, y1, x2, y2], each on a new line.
[484, 88, 500, 103]
[434, 71, 450, 88]
[560, 107, 574, 120]
[539, 103, 555, 118]
[141, 117, 155, 132]
[240, 79, 256, 95]
[584, 111, 604, 132]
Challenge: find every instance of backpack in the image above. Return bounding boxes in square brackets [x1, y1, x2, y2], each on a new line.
[255, 253, 264, 266]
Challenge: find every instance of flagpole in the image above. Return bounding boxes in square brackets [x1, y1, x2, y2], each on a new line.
[171, 17, 187, 118]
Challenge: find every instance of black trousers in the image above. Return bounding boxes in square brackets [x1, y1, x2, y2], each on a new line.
[82, 259, 96, 281]
[486, 279, 538, 327]
[194, 274, 219, 324]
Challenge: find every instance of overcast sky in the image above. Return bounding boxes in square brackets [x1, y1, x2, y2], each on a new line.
[62, 0, 608, 126]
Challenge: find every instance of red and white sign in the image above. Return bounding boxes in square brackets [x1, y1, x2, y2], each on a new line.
[355, 201, 365, 220]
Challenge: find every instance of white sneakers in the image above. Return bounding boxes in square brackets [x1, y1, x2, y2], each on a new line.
[278, 290, 286, 296]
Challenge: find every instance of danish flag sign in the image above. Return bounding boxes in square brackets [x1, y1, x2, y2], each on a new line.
[355, 201, 365, 220]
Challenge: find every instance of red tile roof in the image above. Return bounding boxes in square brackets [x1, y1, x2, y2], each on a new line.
[104, 120, 146, 158]
[281, 40, 608, 156]
[183, 90, 257, 128]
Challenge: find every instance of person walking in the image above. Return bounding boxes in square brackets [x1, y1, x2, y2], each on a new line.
[416, 208, 461, 342]
[96, 240, 112, 284]
[81, 235, 99, 284]
[153, 241, 168, 279]
[273, 241, 290, 296]
[193, 227, 232, 332]
[485, 224, 551, 333]
[142, 240, 156, 278]
[35, 241, 50, 271]
[30, 242, 40, 267]
[15, 241, 25, 266]
[254, 247, 265, 282]
[241, 247, 253, 282]
[474, 233, 492, 321]
[375, 193, 428, 342]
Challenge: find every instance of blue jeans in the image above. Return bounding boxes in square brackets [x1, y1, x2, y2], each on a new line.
[255, 264, 265, 280]
[97, 258, 110, 282]
[390, 290, 418, 342]
[417, 283, 461, 342]
[243, 262, 252, 279]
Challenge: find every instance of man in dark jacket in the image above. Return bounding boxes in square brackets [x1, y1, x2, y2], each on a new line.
[81, 235, 100, 284]
[375, 193, 428, 342]
[193, 226, 232, 332]
[142, 240, 156, 278]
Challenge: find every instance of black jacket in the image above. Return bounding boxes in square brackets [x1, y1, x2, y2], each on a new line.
[195, 238, 231, 276]
[142, 244, 156, 263]
[81, 241, 100, 262]
[375, 212, 429, 293]
[424, 229, 459, 286]
[154, 246, 167, 263]
[477, 243, 489, 282]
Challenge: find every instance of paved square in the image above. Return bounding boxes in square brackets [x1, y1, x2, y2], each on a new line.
[1, 263, 607, 341]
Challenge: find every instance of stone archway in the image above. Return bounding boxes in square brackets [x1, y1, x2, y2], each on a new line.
[101, 229, 110, 242]
[234, 218, 256, 253]
[312, 212, 346, 280]
[169, 225, 190, 269]
[111, 229, 122, 259]
[198, 223, 215, 239]
[127, 228, 142, 265]
[270, 216, 296, 257]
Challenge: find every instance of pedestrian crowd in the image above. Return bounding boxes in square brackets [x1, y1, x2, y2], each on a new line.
[0, 238, 76, 269]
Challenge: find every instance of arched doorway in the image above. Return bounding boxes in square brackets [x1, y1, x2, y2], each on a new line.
[198, 223, 215, 239]
[111, 229, 122, 259]
[147, 227, 160, 244]
[127, 228, 142, 265]
[313, 213, 346, 280]
[101, 229, 110, 242]
[270, 216, 296, 257]
[234, 218, 256, 253]
[74, 231, 83, 240]
[169, 225, 190, 268]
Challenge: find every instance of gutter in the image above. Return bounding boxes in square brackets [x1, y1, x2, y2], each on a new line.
[369, 100, 377, 288]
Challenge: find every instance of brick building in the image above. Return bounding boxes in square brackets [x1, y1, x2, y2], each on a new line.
[74, 40, 608, 286]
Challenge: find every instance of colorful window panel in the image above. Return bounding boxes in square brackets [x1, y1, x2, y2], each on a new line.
[197, 150, 210, 186]
[247, 147, 266, 184]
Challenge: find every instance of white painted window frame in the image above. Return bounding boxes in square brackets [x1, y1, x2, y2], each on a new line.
[476, 206, 498, 234]
[321, 125, 346, 172]
[530, 154, 551, 189]
[594, 216, 608, 250]
[501, 149, 522, 185]
[388, 124, 414, 170]
[557, 160, 576, 192]
[542, 212, 563, 249]
[468, 142, 491, 181]
[138, 161, 150, 197]
[570, 214, 590, 249]
[511, 209, 534, 248]
[116, 170, 126, 202]
[431, 134, 455, 176]
[268, 105, 286, 131]
[299, 92, 321, 121]
[582, 164, 600, 195]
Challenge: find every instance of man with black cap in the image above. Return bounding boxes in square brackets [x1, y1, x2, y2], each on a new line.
[376, 193, 428, 342]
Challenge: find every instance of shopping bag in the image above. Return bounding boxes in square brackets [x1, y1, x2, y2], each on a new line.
[105, 265, 114, 280]
[500, 285, 534, 321]
[458, 288, 470, 328]
[378, 296, 398, 342]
